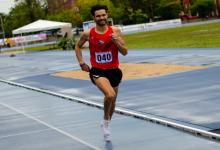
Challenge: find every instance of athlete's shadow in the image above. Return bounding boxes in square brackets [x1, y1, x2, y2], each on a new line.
[105, 141, 114, 150]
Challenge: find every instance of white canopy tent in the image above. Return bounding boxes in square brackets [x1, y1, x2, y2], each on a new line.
[12, 19, 72, 38]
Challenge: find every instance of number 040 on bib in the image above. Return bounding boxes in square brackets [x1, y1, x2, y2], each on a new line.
[95, 52, 112, 63]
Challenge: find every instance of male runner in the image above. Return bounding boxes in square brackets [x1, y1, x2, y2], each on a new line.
[75, 4, 127, 141]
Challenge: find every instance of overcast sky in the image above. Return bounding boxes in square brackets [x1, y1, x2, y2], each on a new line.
[0, 0, 15, 14]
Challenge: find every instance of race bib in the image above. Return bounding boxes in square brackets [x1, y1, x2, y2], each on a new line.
[95, 52, 112, 63]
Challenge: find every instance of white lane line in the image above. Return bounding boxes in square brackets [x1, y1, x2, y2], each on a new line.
[0, 128, 51, 140]
[0, 102, 101, 150]
[114, 107, 220, 141]
[1, 78, 220, 141]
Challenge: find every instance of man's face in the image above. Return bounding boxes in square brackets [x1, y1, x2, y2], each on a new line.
[93, 9, 108, 26]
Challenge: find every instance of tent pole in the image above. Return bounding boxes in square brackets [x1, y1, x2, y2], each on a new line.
[21, 33, 25, 53]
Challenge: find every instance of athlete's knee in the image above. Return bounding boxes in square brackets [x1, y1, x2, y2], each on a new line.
[105, 91, 116, 101]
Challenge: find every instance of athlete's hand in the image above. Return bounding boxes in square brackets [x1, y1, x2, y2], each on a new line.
[111, 27, 127, 56]
[80, 63, 90, 72]
[110, 33, 118, 42]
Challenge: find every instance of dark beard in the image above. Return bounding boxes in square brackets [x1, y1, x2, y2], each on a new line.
[95, 19, 107, 26]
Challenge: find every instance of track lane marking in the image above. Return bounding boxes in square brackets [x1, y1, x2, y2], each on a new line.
[0, 102, 101, 150]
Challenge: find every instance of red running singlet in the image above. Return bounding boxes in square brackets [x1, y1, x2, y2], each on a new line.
[89, 26, 119, 69]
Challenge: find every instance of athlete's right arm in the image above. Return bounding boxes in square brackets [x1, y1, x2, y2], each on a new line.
[75, 30, 90, 72]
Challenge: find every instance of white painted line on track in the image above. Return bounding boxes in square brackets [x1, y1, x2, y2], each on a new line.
[0, 102, 101, 150]
[114, 107, 220, 141]
[0, 78, 220, 142]
[0, 128, 51, 140]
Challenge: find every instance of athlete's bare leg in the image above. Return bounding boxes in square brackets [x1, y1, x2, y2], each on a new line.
[109, 87, 118, 120]
[93, 77, 117, 121]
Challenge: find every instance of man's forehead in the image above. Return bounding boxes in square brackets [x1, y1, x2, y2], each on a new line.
[94, 9, 107, 15]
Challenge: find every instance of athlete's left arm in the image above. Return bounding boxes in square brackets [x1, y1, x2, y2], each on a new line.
[111, 27, 128, 56]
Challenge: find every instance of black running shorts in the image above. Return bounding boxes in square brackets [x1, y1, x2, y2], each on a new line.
[89, 67, 123, 87]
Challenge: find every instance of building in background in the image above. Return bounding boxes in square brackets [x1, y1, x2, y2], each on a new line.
[215, 0, 220, 16]
[182, 0, 219, 17]
[183, 0, 190, 15]
[47, 0, 76, 14]
[46, 0, 220, 20]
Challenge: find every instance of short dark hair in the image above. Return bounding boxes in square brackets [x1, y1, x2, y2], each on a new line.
[91, 4, 108, 16]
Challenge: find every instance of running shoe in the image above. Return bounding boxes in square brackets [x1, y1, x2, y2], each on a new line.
[100, 121, 111, 141]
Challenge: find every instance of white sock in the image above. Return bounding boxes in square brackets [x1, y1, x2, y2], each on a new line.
[103, 120, 110, 127]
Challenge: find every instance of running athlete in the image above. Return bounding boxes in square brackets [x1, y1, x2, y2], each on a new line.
[75, 4, 127, 141]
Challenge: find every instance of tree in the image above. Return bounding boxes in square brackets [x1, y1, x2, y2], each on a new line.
[14, 0, 47, 22]
[47, 9, 82, 27]
[216, 0, 220, 16]
[142, 0, 161, 20]
[58, 32, 76, 50]
[3, 0, 46, 37]
[190, 0, 216, 18]
[0, 13, 6, 39]
[158, 0, 182, 19]
[76, 0, 124, 24]
[126, 8, 149, 24]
